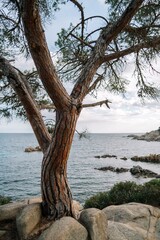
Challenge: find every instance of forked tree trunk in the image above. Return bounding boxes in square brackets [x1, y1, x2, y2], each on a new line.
[41, 107, 79, 219]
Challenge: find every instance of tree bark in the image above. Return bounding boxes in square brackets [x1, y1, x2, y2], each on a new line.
[41, 106, 79, 219]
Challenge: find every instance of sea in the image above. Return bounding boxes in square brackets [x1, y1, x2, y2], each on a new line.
[0, 133, 160, 204]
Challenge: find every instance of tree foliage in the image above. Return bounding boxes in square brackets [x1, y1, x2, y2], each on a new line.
[0, 0, 160, 121]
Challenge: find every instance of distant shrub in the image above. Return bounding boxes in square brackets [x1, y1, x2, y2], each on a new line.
[84, 180, 160, 209]
[0, 195, 11, 205]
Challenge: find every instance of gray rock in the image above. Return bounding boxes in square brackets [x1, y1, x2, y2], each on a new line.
[131, 154, 160, 163]
[103, 203, 160, 240]
[131, 129, 160, 142]
[16, 203, 41, 240]
[0, 200, 28, 221]
[0, 197, 42, 222]
[95, 166, 129, 173]
[130, 165, 158, 178]
[107, 221, 146, 240]
[94, 154, 117, 159]
[120, 157, 127, 160]
[38, 216, 88, 240]
[79, 208, 108, 240]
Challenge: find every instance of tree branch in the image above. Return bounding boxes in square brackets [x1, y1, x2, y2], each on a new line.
[70, 0, 85, 47]
[82, 99, 111, 109]
[71, 0, 144, 102]
[100, 0, 144, 48]
[101, 36, 160, 63]
[21, 0, 71, 110]
[87, 74, 104, 94]
[0, 56, 51, 152]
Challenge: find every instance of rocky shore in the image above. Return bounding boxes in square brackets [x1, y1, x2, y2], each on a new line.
[0, 197, 160, 240]
[95, 165, 159, 178]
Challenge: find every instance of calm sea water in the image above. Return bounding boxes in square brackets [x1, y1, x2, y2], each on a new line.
[0, 133, 160, 203]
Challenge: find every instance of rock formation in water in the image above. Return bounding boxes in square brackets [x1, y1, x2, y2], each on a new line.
[95, 165, 159, 178]
[128, 128, 160, 142]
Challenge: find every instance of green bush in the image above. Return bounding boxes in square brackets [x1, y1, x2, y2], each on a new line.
[0, 195, 11, 205]
[141, 179, 160, 206]
[84, 192, 110, 210]
[84, 180, 160, 209]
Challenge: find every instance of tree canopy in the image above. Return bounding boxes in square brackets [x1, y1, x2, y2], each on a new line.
[0, 0, 160, 121]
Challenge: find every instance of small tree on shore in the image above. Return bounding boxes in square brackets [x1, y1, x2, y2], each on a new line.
[0, 0, 160, 219]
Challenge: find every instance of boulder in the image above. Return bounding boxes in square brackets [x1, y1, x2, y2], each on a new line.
[0, 200, 28, 221]
[102, 202, 160, 240]
[79, 208, 108, 240]
[38, 216, 88, 240]
[0, 197, 42, 222]
[16, 203, 42, 240]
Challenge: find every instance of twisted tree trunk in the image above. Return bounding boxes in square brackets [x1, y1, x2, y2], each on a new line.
[41, 107, 79, 219]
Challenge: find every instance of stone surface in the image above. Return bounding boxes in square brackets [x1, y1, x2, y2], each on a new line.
[79, 208, 108, 240]
[16, 203, 41, 240]
[103, 203, 160, 240]
[107, 221, 146, 240]
[0, 201, 28, 221]
[38, 216, 88, 240]
[0, 197, 42, 222]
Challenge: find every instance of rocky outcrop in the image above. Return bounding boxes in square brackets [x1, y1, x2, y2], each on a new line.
[95, 166, 129, 173]
[95, 165, 158, 178]
[102, 202, 160, 240]
[131, 154, 160, 163]
[1, 199, 160, 240]
[128, 129, 160, 142]
[120, 157, 127, 160]
[130, 165, 158, 178]
[94, 154, 117, 159]
[24, 146, 41, 152]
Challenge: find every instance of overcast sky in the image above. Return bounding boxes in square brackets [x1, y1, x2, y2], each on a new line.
[1, 0, 160, 133]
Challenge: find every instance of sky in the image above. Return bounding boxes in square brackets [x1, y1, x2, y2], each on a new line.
[1, 0, 160, 133]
